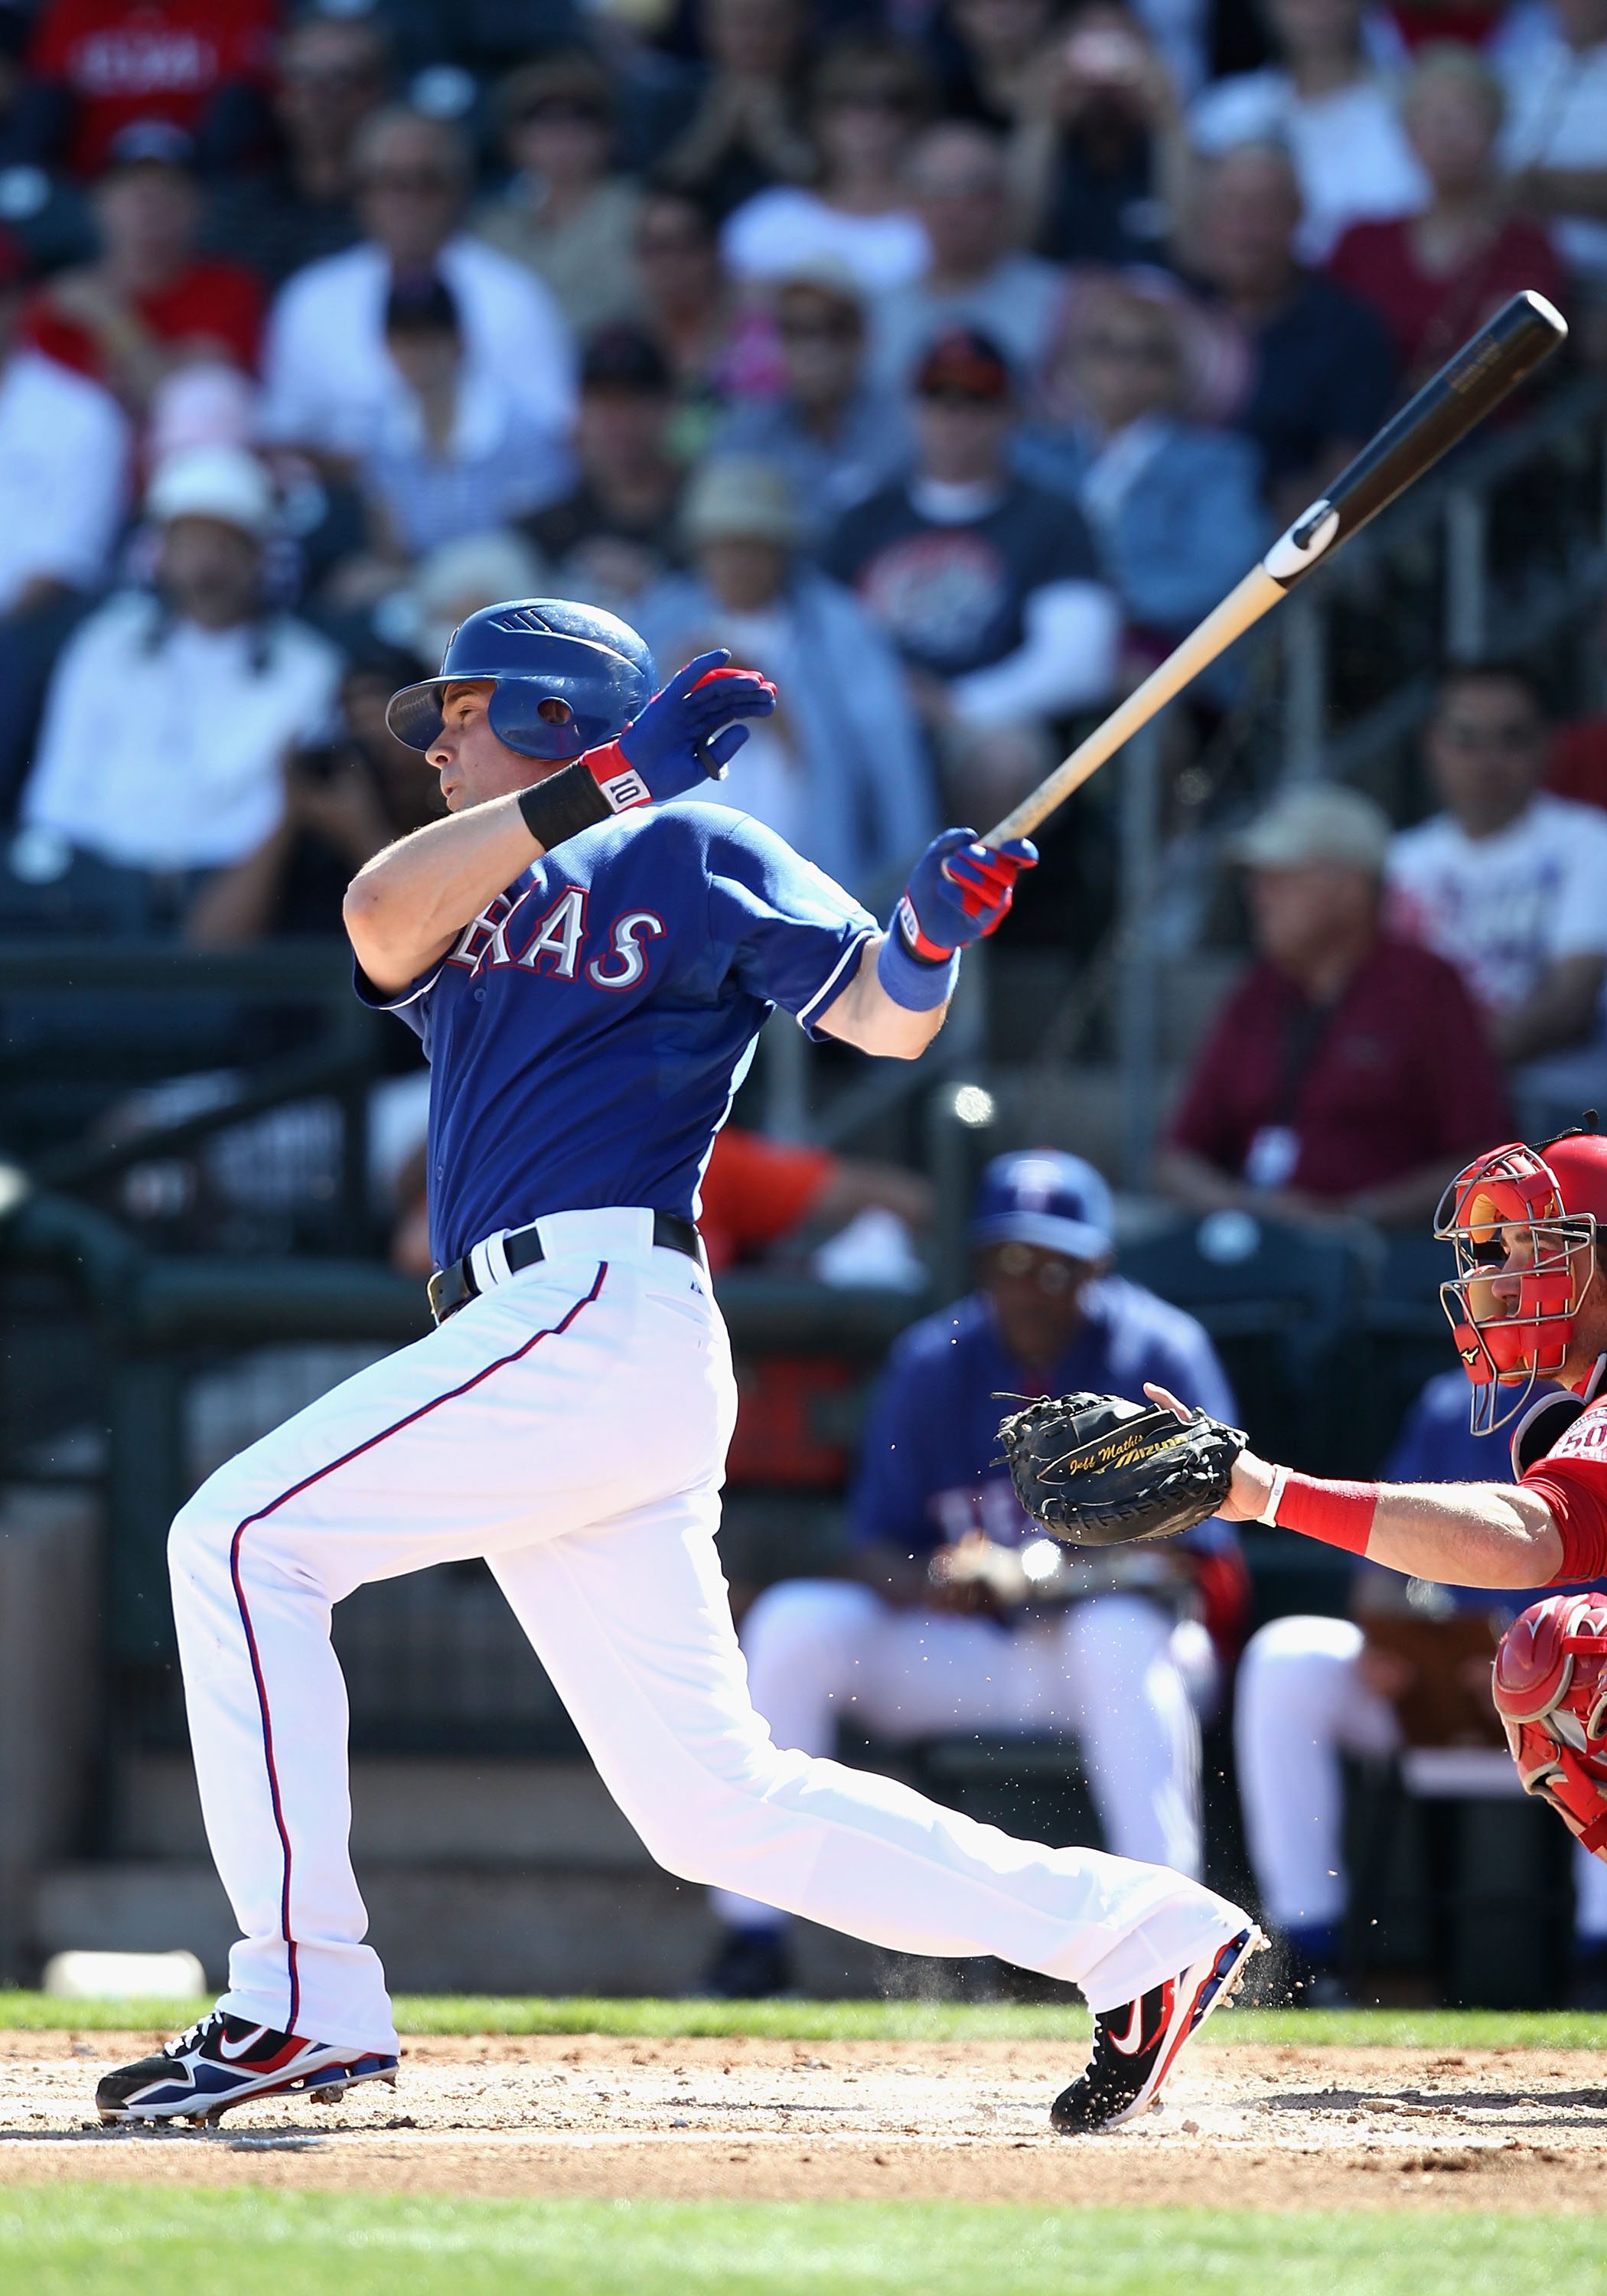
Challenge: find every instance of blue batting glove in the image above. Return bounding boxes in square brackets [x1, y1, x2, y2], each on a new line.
[897, 827, 1039, 959]
[580, 649, 777, 811]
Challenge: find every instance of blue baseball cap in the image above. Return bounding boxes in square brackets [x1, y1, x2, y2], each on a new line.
[970, 1150, 1113, 1264]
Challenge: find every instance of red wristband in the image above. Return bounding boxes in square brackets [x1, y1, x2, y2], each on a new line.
[895, 892, 954, 965]
[582, 738, 651, 813]
[1276, 1471, 1378, 1555]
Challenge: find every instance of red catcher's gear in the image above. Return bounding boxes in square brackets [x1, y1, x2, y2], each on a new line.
[1435, 1126, 1607, 1432]
[1492, 1591, 1607, 1855]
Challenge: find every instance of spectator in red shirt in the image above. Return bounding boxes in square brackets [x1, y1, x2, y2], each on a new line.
[28, 0, 277, 181]
[394, 1123, 932, 1282]
[697, 1124, 934, 1276]
[1156, 783, 1511, 1230]
[24, 119, 263, 411]
[1328, 44, 1566, 396]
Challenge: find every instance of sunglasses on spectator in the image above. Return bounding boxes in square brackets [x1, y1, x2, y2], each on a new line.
[829, 86, 921, 113]
[285, 60, 383, 90]
[778, 311, 860, 341]
[517, 99, 608, 128]
[986, 1244, 1076, 1293]
[1435, 717, 1544, 752]
[918, 383, 1006, 407]
[362, 168, 458, 194]
[1079, 331, 1176, 366]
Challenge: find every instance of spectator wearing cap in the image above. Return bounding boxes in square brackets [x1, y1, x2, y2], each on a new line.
[1188, 0, 1428, 265]
[870, 122, 1064, 396]
[23, 0, 278, 180]
[1328, 47, 1565, 398]
[823, 325, 1118, 818]
[24, 120, 265, 413]
[716, 262, 912, 549]
[701, 1146, 1244, 1997]
[354, 272, 572, 565]
[1011, 3, 1191, 272]
[202, 14, 391, 292]
[721, 34, 936, 296]
[257, 108, 574, 467]
[1156, 784, 1510, 1231]
[18, 445, 341, 913]
[1188, 141, 1397, 517]
[644, 454, 934, 895]
[658, 0, 816, 224]
[473, 53, 644, 341]
[1385, 665, 1607, 1133]
[1013, 274, 1270, 680]
[0, 224, 129, 814]
[520, 325, 686, 624]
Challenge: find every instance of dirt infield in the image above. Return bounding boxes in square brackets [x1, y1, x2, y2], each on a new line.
[4, 2030, 1607, 2212]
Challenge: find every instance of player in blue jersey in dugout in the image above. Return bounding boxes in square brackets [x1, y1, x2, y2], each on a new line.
[706, 1150, 1249, 1996]
[95, 600, 1260, 2141]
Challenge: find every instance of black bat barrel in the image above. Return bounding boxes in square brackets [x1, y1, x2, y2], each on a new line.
[1268, 289, 1567, 589]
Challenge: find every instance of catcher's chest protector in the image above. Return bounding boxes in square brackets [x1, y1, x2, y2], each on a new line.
[1492, 1592, 1607, 1854]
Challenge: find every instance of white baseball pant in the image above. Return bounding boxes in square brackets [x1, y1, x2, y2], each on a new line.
[168, 1208, 1248, 2056]
[708, 1580, 1204, 1937]
[1234, 1613, 1607, 1939]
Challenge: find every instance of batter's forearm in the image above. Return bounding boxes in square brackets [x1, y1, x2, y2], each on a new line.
[344, 794, 543, 993]
[813, 935, 949, 1058]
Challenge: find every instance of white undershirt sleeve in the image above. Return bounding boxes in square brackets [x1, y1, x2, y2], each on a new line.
[947, 579, 1121, 729]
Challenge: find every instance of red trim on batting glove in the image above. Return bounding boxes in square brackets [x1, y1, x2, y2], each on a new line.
[582, 738, 652, 813]
[896, 893, 953, 965]
[1276, 1472, 1378, 1555]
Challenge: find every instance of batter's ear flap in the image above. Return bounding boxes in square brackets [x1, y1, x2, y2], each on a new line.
[487, 682, 587, 762]
[1511, 1388, 1586, 1479]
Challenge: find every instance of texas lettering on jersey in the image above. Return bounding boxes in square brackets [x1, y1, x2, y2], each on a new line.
[448, 884, 666, 992]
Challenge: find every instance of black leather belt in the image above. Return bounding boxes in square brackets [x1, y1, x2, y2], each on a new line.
[428, 1210, 705, 1326]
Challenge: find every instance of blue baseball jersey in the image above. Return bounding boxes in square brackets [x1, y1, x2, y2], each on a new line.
[358, 802, 875, 1270]
[851, 1277, 1240, 1556]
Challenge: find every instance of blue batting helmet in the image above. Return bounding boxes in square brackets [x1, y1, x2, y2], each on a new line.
[385, 598, 657, 762]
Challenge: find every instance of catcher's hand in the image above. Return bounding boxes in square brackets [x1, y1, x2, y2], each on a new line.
[998, 1388, 1246, 1548]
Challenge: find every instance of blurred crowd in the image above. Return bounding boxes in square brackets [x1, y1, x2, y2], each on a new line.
[0, 0, 1599, 957]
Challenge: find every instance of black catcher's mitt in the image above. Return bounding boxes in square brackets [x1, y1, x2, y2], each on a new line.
[998, 1391, 1246, 1548]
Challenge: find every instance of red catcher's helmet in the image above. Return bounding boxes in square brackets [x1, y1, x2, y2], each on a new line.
[1492, 1593, 1607, 1857]
[1435, 1121, 1607, 1433]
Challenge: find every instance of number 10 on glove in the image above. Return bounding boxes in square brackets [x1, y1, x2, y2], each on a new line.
[999, 1391, 1247, 1548]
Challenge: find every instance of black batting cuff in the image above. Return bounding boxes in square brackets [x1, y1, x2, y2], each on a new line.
[517, 762, 612, 852]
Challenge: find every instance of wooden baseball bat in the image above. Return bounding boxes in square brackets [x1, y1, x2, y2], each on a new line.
[983, 289, 1568, 846]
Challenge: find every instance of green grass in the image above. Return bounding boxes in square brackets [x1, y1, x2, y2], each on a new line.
[5, 1991, 1607, 2050]
[0, 2190, 1599, 2296]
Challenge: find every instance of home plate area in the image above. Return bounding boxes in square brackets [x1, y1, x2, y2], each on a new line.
[5, 2032, 1607, 2210]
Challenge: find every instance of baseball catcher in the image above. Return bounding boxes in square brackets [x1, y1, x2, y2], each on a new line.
[1012, 1120, 1607, 1864]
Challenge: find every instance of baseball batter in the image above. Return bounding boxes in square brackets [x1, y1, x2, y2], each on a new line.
[96, 600, 1258, 2138]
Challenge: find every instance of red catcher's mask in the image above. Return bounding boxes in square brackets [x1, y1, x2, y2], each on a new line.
[1436, 1133, 1607, 1433]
